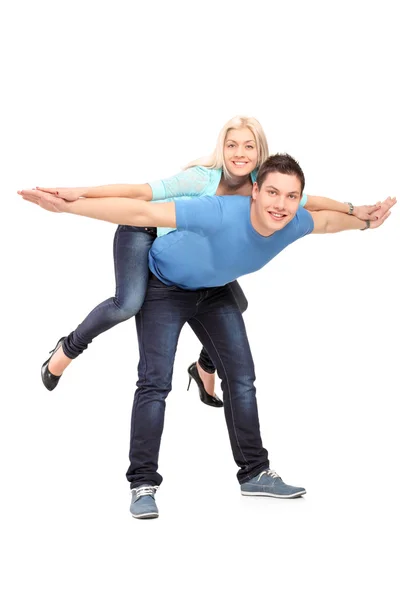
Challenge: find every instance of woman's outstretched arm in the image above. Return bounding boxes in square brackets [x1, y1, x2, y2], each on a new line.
[36, 166, 211, 203]
[36, 183, 153, 202]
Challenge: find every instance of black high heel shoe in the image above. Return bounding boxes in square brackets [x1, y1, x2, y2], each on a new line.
[41, 337, 67, 391]
[187, 362, 223, 408]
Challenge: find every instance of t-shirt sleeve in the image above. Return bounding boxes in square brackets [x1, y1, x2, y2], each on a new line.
[174, 196, 223, 237]
[149, 166, 212, 200]
[295, 206, 314, 236]
[300, 193, 308, 207]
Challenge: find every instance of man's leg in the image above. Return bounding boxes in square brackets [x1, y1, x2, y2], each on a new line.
[188, 285, 268, 483]
[126, 278, 197, 490]
[189, 285, 306, 497]
[196, 280, 248, 396]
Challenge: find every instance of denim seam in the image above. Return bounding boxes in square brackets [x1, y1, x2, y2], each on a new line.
[130, 310, 147, 449]
[190, 316, 250, 469]
[138, 310, 148, 385]
[113, 226, 121, 306]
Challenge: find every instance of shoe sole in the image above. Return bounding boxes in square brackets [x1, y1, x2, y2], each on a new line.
[131, 512, 159, 519]
[241, 490, 306, 498]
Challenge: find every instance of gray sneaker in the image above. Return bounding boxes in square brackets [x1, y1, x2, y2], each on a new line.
[241, 469, 306, 498]
[130, 485, 159, 519]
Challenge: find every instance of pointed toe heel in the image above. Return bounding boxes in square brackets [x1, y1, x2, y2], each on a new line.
[187, 362, 223, 408]
[41, 337, 66, 391]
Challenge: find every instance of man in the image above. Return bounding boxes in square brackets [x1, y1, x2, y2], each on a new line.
[19, 154, 396, 519]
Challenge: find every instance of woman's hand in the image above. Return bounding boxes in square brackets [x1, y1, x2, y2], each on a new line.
[35, 186, 87, 202]
[18, 189, 69, 212]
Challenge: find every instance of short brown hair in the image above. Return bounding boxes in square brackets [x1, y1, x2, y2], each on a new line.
[256, 153, 305, 194]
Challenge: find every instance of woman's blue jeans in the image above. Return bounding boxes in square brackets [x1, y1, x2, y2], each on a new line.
[62, 226, 248, 373]
[63, 226, 156, 358]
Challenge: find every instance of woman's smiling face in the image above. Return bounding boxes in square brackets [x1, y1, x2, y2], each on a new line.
[223, 127, 258, 177]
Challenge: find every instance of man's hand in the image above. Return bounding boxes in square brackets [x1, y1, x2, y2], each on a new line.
[353, 203, 381, 220]
[368, 196, 396, 229]
[18, 189, 69, 213]
[35, 186, 86, 202]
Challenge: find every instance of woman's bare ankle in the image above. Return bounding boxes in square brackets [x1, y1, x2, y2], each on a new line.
[196, 361, 216, 396]
[48, 347, 72, 376]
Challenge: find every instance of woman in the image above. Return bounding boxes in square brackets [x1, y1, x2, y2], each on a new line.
[38, 116, 377, 405]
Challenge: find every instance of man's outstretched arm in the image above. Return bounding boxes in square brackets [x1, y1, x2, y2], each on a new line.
[18, 190, 177, 228]
[305, 195, 380, 221]
[310, 196, 396, 233]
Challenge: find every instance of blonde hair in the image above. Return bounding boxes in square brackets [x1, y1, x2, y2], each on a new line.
[185, 116, 269, 179]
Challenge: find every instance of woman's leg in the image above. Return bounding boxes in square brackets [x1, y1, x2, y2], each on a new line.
[196, 280, 248, 394]
[49, 225, 156, 375]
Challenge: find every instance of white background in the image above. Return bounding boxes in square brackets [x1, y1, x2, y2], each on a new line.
[1, 0, 399, 598]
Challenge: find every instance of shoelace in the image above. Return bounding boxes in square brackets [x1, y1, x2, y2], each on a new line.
[257, 469, 280, 481]
[133, 485, 159, 499]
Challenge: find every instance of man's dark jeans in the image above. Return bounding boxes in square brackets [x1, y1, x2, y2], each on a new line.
[126, 276, 269, 488]
[198, 279, 248, 374]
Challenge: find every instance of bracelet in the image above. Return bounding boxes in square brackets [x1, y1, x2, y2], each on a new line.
[345, 202, 354, 215]
[361, 220, 370, 230]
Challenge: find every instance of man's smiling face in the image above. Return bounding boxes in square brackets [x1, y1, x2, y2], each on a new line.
[251, 172, 302, 235]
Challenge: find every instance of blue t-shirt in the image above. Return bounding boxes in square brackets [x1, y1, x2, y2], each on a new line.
[148, 195, 314, 290]
[149, 166, 308, 237]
